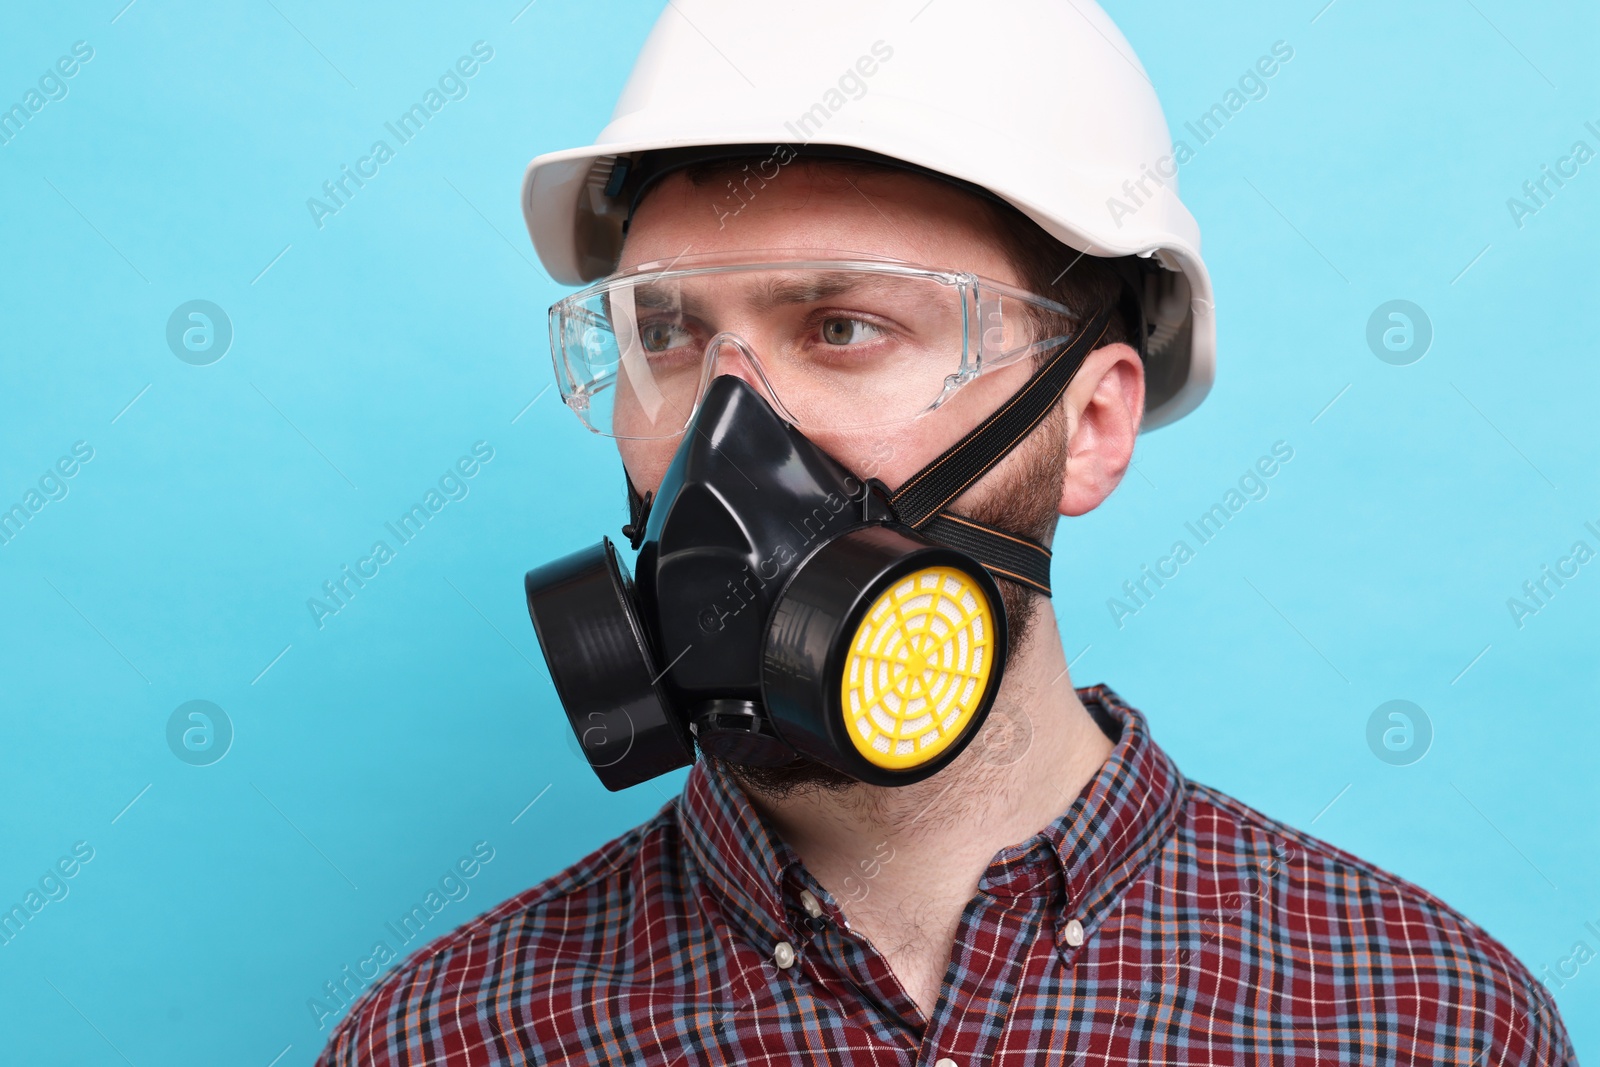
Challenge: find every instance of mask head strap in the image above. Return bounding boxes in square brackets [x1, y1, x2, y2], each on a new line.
[622, 474, 653, 550]
[887, 307, 1116, 597]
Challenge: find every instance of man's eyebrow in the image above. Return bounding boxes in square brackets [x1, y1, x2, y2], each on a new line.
[631, 282, 678, 310]
[748, 272, 876, 313]
[627, 271, 887, 318]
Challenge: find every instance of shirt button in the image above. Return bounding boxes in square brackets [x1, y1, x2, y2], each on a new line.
[935, 1058, 960, 1067]
[1065, 919, 1085, 947]
[772, 941, 797, 969]
[798, 889, 823, 918]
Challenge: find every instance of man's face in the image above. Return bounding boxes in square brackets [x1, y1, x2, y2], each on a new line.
[615, 165, 1045, 497]
[616, 163, 1080, 797]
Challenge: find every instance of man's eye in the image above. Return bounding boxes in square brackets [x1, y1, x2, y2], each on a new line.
[819, 317, 885, 345]
[640, 321, 692, 352]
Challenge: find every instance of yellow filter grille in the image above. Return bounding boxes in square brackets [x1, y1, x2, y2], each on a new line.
[840, 564, 996, 770]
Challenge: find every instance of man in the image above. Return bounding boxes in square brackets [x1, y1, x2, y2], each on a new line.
[319, 1, 1575, 1063]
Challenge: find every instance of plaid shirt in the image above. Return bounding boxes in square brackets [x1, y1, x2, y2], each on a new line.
[317, 684, 1575, 1065]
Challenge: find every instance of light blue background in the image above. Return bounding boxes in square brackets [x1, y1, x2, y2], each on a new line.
[1, 1, 1595, 1062]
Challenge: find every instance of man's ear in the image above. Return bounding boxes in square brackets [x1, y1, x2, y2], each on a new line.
[1059, 342, 1145, 518]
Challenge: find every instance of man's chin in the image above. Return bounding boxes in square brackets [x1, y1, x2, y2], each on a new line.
[706, 752, 859, 801]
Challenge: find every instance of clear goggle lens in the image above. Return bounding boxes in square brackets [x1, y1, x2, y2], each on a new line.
[548, 255, 1080, 439]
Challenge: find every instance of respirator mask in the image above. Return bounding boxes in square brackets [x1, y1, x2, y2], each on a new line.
[523, 252, 1118, 790]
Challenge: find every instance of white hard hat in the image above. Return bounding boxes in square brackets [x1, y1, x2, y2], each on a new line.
[520, 0, 1215, 430]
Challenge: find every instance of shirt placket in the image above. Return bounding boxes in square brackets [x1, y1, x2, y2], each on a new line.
[781, 850, 1058, 1067]
[781, 875, 926, 1057]
[913, 854, 1057, 1067]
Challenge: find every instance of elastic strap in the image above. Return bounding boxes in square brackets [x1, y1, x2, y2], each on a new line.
[920, 513, 1053, 595]
[891, 308, 1114, 597]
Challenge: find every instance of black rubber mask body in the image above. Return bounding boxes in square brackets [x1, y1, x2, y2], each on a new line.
[525, 309, 1113, 791]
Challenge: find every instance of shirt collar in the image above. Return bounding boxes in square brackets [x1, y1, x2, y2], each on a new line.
[675, 684, 1186, 945]
[1037, 684, 1186, 933]
[677, 744, 809, 944]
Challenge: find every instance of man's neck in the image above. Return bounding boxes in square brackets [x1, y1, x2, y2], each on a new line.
[734, 611, 1114, 1020]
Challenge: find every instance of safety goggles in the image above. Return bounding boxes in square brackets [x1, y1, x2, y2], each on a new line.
[547, 250, 1083, 439]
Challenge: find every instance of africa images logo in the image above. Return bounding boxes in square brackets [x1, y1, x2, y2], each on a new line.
[306, 42, 494, 230]
[307, 841, 496, 1031]
[307, 442, 495, 629]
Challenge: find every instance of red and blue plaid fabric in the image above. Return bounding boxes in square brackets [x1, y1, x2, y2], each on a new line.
[317, 684, 1575, 1065]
